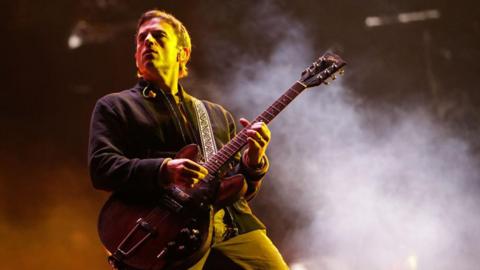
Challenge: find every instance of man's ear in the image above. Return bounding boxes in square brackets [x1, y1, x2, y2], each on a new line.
[178, 47, 190, 62]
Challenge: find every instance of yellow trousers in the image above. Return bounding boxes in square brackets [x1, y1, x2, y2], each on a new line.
[188, 210, 289, 270]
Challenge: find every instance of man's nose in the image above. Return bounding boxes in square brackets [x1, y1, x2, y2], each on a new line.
[144, 33, 155, 46]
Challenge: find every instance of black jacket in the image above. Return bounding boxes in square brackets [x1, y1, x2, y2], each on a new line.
[88, 80, 266, 233]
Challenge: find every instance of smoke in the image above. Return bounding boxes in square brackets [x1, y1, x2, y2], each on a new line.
[286, 97, 480, 270]
[189, 1, 480, 269]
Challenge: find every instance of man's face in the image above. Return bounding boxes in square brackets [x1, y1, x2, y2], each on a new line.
[135, 18, 180, 80]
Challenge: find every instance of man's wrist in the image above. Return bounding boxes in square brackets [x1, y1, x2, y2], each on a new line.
[242, 153, 268, 175]
[158, 158, 172, 187]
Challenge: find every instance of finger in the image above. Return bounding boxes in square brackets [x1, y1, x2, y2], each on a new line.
[245, 121, 264, 131]
[181, 177, 200, 186]
[258, 128, 270, 143]
[190, 178, 200, 188]
[247, 137, 262, 151]
[246, 130, 267, 147]
[181, 167, 207, 180]
[192, 178, 200, 184]
[182, 160, 209, 175]
[249, 122, 263, 130]
[249, 122, 270, 142]
[239, 118, 251, 128]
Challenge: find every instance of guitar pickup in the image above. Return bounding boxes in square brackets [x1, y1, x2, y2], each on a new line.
[161, 195, 184, 213]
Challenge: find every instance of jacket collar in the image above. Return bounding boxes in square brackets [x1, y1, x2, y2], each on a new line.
[136, 78, 193, 104]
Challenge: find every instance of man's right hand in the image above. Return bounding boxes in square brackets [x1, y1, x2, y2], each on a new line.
[163, 158, 209, 187]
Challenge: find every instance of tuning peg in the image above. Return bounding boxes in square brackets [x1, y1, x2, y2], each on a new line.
[339, 69, 345, 75]
[324, 81, 330, 85]
[332, 75, 336, 80]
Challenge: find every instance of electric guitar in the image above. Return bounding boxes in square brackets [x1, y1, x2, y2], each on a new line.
[97, 52, 346, 270]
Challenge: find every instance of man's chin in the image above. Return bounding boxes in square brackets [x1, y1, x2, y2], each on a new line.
[141, 62, 159, 73]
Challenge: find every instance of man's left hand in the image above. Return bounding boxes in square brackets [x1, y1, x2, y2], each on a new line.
[240, 118, 271, 168]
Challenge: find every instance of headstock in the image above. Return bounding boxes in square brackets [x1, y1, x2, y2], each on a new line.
[300, 53, 346, 88]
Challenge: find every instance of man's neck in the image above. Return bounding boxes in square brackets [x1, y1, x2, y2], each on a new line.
[144, 70, 180, 103]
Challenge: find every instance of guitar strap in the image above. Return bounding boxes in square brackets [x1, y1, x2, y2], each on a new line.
[192, 98, 217, 161]
[192, 98, 239, 242]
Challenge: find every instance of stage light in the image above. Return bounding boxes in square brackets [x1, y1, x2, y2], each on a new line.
[66, 19, 135, 50]
[398, 10, 440, 24]
[365, 9, 441, 27]
[290, 262, 308, 270]
[68, 34, 82, 50]
[67, 20, 88, 50]
[407, 254, 418, 270]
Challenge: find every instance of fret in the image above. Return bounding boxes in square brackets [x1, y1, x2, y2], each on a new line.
[289, 89, 300, 96]
[235, 132, 248, 143]
[209, 156, 221, 165]
[238, 131, 248, 139]
[219, 151, 231, 163]
[239, 136, 248, 145]
[231, 139, 243, 148]
[270, 104, 282, 113]
[211, 157, 222, 169]
[229, 139, 243, 151]
[263, 110, 275, 119]
[257, 115, 269, 123]
[204, 164, 215, 173]
[214, 150, 228, 162]
[216, 151, 229, 161]
[276, 99, 287, 107]
[267, 107, 278, 116]
[205, 162, 217, 171]
[285, 91, 295, 99]
[290, 85, 302, 94]
[205, 162, 218, 172]
[222, 144, 236, 156]
[281, 95, 292, 102]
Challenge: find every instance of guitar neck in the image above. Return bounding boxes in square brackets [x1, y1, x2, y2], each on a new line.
[203, 81, 307, 174]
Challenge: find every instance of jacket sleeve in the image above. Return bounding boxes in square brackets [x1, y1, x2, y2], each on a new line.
[225, 110, 269, 201]
[88, 97, 167, 197]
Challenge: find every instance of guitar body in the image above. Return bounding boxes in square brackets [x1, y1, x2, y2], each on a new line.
[98, 144, 248, 270]
[98, 194, 211, 270]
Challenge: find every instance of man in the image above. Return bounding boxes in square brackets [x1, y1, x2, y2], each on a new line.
[88, 9, 289, 270]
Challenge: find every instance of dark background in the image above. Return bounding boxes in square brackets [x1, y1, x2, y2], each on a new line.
[1, 0, 479, 269]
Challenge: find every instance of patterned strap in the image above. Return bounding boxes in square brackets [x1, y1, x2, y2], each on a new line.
[192, 98, 217, 161]
[193, 98, 241, 240]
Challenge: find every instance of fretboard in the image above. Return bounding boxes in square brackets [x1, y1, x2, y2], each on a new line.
[202, 81, 307, 174]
